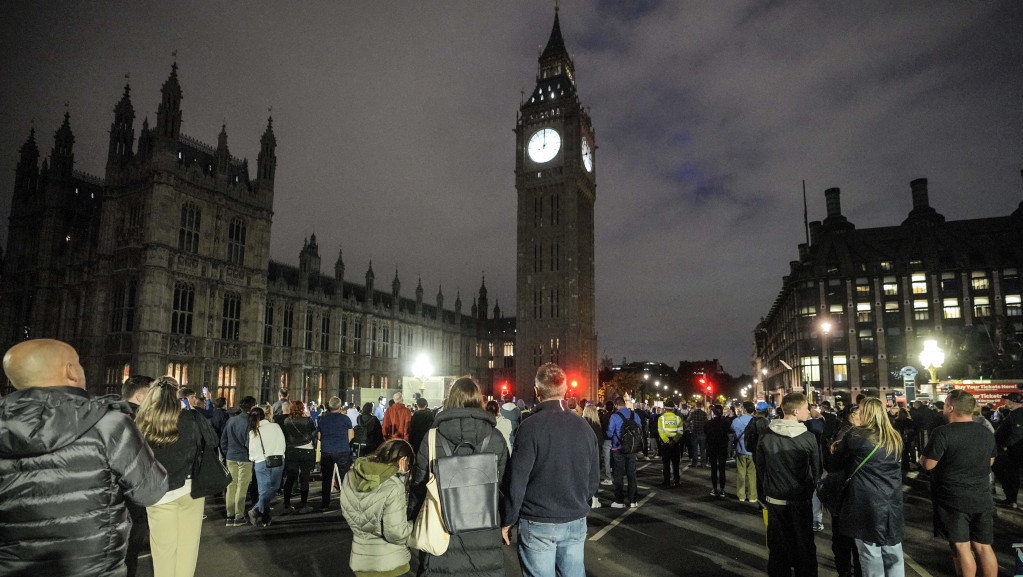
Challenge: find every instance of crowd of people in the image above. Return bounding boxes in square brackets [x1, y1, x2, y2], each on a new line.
[1, 338, 1021, 577]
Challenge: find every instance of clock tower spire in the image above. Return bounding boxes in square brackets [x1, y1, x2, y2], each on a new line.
[515, 9, 597, 402]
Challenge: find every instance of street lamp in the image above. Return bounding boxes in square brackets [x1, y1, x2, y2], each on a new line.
[919, 340, 945, 400]
[819, 320, 833, 404]
[412, 353, 433, 400]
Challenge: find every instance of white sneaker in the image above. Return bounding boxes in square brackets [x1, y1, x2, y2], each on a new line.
[629, 502, 638, 508]
[610, 502, 626, 509]
[591, 497, 602, 509]
[600, 479, 613, 486]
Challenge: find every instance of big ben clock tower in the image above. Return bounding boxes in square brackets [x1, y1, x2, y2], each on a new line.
[515, 9, 597, 402]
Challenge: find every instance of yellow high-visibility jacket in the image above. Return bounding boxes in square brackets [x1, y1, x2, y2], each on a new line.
[658, 410, 684, 443]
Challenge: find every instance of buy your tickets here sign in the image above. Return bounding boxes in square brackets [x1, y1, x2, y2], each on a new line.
[946, 380, 1023, 406]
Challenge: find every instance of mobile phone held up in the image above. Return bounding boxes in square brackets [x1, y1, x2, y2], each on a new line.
[180, 397, 191, 410]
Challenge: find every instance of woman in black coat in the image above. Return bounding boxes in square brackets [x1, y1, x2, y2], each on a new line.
[352, 401, 384, 458]
[704, 405, 730, 497]
[409, 377, 509, 577]
[832, 398, 905, 577]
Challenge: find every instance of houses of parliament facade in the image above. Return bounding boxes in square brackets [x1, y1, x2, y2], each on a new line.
[0, 13, 598, 404]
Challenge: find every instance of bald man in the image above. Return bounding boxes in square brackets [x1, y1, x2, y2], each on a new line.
[0, 339, 169, 577]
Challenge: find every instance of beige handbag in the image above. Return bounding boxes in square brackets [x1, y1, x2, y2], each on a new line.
[407, 429, 450, 555]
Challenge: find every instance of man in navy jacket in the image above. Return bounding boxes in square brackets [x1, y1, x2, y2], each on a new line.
[502, 363, 599, 577]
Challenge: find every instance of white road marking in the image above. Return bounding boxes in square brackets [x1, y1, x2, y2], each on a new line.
[589, 492, 656, 542]
[903, 552, 934, 577]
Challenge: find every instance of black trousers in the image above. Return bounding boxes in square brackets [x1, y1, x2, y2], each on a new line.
[283, 456, 315, 507]
[994, 452, 1022, 503]
[661, 441, 681, 483]
[124, 502, 149, 577]
[830, 514, 862, 577]
[766, 500, 818, 577]
[708, 445, 727, 490]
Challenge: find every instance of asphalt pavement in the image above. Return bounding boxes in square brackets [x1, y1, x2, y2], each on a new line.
[132, 456, 1022, 577]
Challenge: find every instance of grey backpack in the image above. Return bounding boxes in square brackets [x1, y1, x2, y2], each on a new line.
[434, 433, 500, 534]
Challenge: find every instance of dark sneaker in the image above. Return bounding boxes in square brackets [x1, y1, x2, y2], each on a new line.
[996, 499, 1019, 510]
[297, 506, 314, 515]
[247, 509, 259, 527]
[280, 505, 296, 515]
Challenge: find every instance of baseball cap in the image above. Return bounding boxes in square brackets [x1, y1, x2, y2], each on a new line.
[756, 401, 771, 412]
[1002, 392, 1023, 403]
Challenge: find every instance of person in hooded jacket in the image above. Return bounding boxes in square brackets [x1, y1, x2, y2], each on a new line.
[755, 392, 821, 577]
[832, 398, 905, 577]
[339, 439, 416, 577]
[409, 377, 509, 577]
[499, 392, 521, 445]
[0, 339, 169, 577]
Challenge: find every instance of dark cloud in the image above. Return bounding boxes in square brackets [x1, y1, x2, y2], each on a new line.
[1, 1, 1020, 374]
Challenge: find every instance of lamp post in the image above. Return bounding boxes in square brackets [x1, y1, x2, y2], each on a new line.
[819, 320, 832, 405]
[411, 353, 433, 402]
[918, 340, 944, 401]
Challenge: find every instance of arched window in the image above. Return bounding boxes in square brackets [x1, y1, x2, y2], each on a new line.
[178, 204, 201, 253]
[228, 218, 246, 266]
[171, 283, 195, 334]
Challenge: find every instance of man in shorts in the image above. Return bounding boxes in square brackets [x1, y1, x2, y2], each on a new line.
[920, 389, 998, 577]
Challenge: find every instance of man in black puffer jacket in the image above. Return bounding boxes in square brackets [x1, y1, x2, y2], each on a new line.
[0, 339, 169, 577]
[755, 392, 821, 577]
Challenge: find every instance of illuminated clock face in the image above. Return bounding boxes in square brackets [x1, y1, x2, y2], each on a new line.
[581, 137, 593, 172]
[527, 128, 561, 163]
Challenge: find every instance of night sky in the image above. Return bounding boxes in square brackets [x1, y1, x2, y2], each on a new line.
[1, 2, 1021, 375]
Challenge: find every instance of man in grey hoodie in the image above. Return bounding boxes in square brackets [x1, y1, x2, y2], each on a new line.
[500, 392, 522, 446]
[754, 392, 821, 577]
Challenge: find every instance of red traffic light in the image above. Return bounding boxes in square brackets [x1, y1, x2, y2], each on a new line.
[699, 377, 706, 384]
[706, 385, 712, 392]
[501, 383, 508, 391]
[571, 380, 578, 388]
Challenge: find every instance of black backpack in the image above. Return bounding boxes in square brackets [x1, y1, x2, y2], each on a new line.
[616, 410, 644, 455]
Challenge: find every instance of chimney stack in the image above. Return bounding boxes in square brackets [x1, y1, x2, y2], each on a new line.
[911, 178, 929, 211]
[825, 188, 842, 219]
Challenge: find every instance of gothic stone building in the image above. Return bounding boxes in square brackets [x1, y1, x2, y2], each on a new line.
[753, 179, 1023, 405]
[515, 11, 598, 402]
[0, 64, 515, 404]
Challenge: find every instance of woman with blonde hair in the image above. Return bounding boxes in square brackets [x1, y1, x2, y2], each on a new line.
[135, 376, 219, 577]
[582, 404, 604, 508]
[832, 397, 905, 577]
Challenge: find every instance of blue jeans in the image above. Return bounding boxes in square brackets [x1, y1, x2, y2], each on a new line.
[689, 432, 707, 465]
[517, 517, 587, 577]
[855, 539, 904, 577]
[253, 459, 284, 521]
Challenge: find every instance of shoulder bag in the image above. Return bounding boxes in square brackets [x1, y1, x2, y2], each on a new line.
[190, 410, 233, 498]
[407, 429, 450, 555]
[817, 443, 879, 515]
[258, 428, 284, 468]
